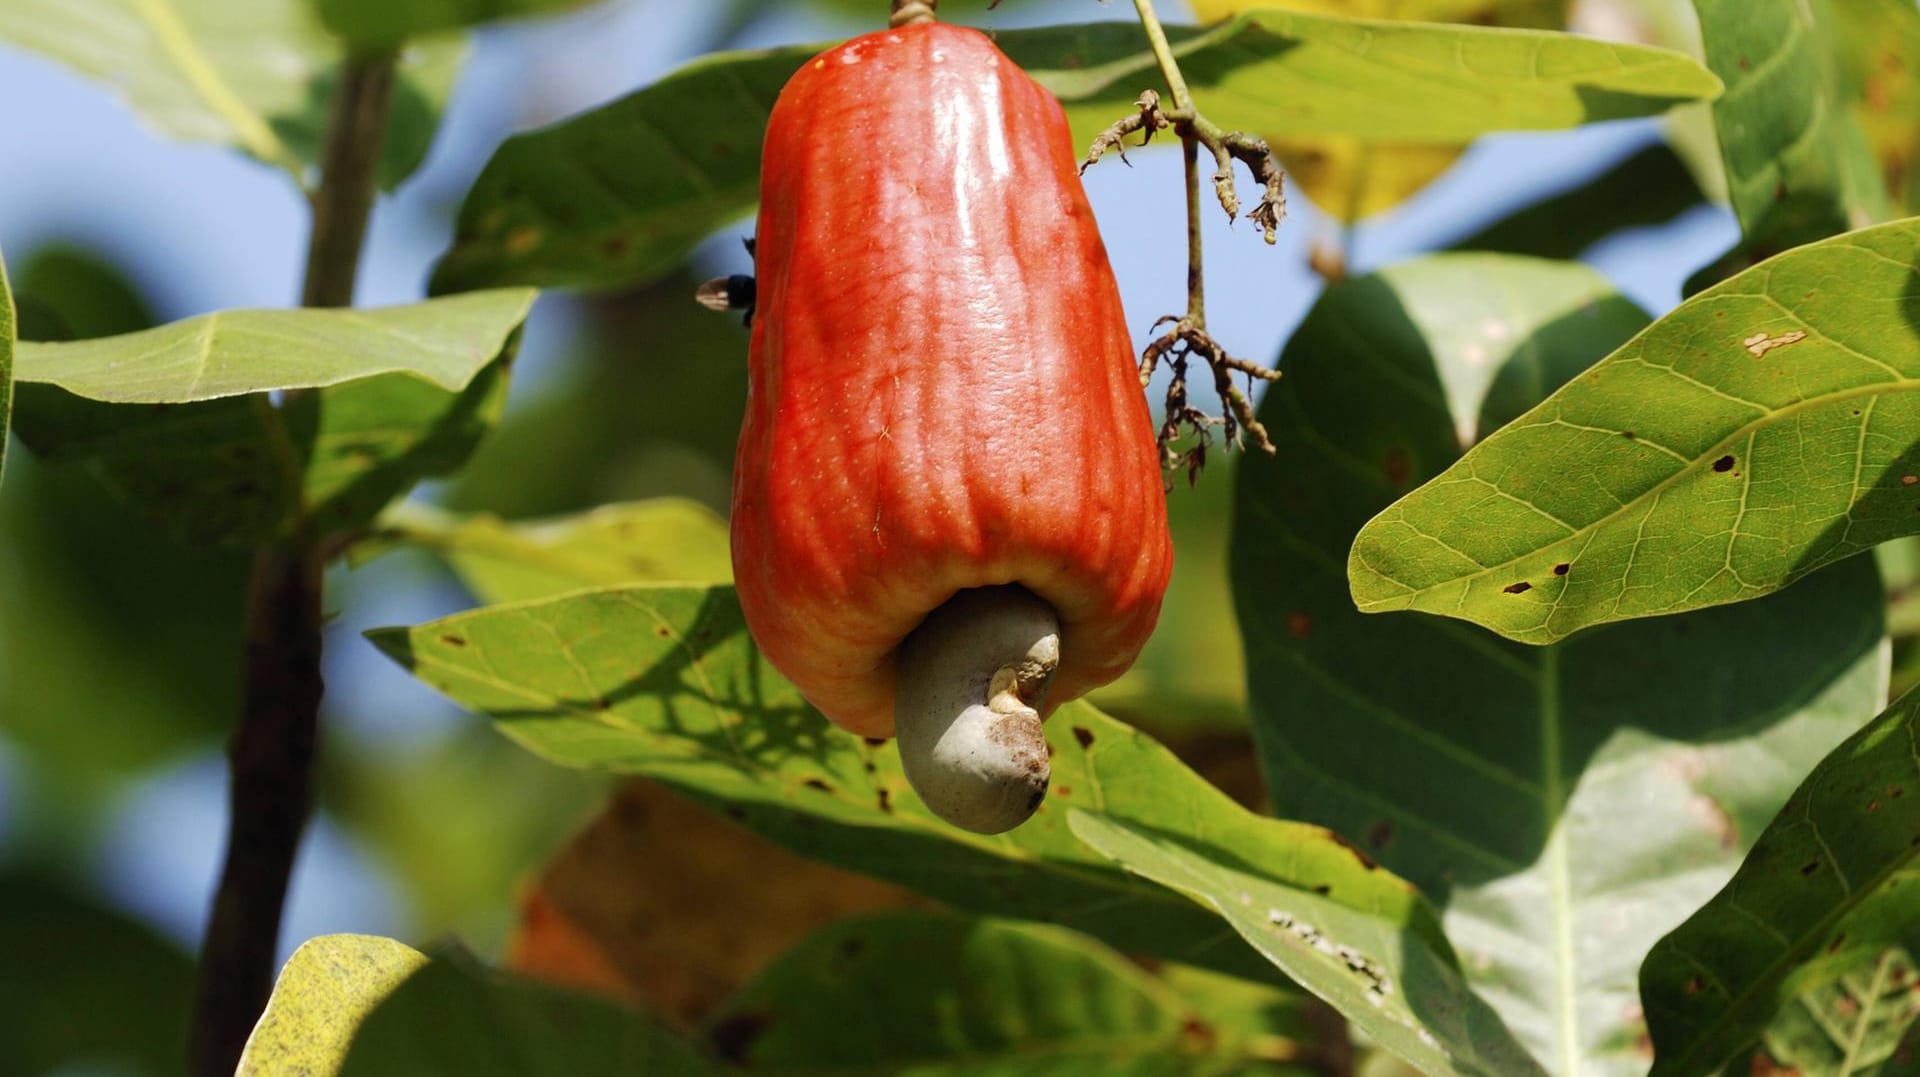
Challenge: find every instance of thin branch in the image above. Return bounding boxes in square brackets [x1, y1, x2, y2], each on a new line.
[187, 46, 399, 1077]
[1088, 0, 1285, 478]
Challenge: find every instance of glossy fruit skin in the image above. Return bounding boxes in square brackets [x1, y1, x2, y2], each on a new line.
[732, 22, 1172, 739]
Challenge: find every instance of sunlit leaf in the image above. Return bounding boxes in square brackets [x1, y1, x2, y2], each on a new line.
[13, 289, 534, 403]
[1349, 218, 1920, 642]
[1641, 684, 1920, 1076]
[430, 12, 1718, 292]
[11, 289, 535, 545]
[0, 0, 464, 187]
[1187, 0, 1568, 223]
[1693, 0, 1907, 258]
[1236, 252, 1889, 1072]
[705, 911, 1322, 1074]
[315, 0, 596, 47]
[359, 498, 734, 603]
[1070, 813, 1543, 1077]
[239, 935, 427, 1077]
[293, 943, 714, 1075]
[366, 585, 1444, 988]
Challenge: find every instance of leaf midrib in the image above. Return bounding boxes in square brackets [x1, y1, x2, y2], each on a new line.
[126, 0, 300, 176]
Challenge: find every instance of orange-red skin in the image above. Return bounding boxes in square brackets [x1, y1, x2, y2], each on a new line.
[732, 22, 1172, 738]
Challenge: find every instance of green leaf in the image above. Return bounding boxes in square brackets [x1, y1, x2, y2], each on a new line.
[10, 290, 534, 546]
[1695, 0, 1903, 257]
[1758, 949, 1920, 1077]
[1348, 218, 1920, 643]
[239, 935, 428, 1077]
[1069, 813, 1542, 1077]
[357, 498, 734, 603]
[365, 584, 1441, 986]
[1236, 253, 1890, 1072]
[0, 247, 13, 488]
[429, 14, 1718, 293]
[1641, 684, 1920, 1077]
[14, 289, 535, 403]
[315, 0, 596, 47]
[0, 0, 464, 187]
[1452, 141, 1705, 261]
[338, 950, 713, 1076]
[0, 871, 195, 1075]
[705, 911, 1315, 1074]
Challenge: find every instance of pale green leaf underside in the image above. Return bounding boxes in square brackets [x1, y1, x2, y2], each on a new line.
[1349, 218, 1920, 643]
[238, 935, 427, 1077]
[1234, 253, 1890, 1074]
[708, 911, 1309, 1074]
[366, 583, 1444, 990]
[1069, 813, 1543, 1077]
[0, 0, 464, 185]
[429, 12, 1717, 293]
[1641, 685, 1920, 1077]
[13, 288, 535, 403]
[359, 497, 733, 604]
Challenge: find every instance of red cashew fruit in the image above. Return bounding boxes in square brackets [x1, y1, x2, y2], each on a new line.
[731, 19, 1172, 831]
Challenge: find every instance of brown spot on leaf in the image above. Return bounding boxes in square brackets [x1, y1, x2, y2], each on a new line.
[863, 737, 887, 749]
[710, 1010, 771, 1063]
[1685, 975, 1705, 995]
[1367, 820, 1394, 850]
[1072, 726, 1094, 750]
[1714, 455, 1736, 473]
[1903, 475, 1918, 486]
[1312, 883, 1332, 895]
[1827, 933, 1848, 953]
[1286, 611, 1313, 638]
[1800, 859, 1821, 876]
[1383, 447, 1412, 487]
[1053, 785, 1071, 797]
[1328, 831, 1378, 871]
[876, 788, 893, 813]
[1504, 581, 1532, 594]
[803, 778, 831, 793]
[1553, 562, 1571, 576]
[440, 634, 467, 648]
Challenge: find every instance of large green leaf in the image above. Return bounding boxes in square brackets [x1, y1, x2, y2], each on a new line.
[242, 938, 711, 1076]
[239, 935, 428, 1077]
[1235, 253, 1890, 1073]
[0, 246, 13, 487]
[10, 289, 534, 545]
[366, 584, 1446, 988]
[1641, 684, 1920, 1076]
[429, 12, 1718, 292]
[13, 289, 534, 403]
[358, 498, 734, 602]
[0, 872, 195, 1076]
[1348, 218, 1920, 643]
[705, 911, 1318, 1074]
[1694, 0, 1904, 258]
[315, 0, 596, 46]
[0, 247, 248, 793]
[1071, 813, 1543, 1077]
[0, 0, 463, 187]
